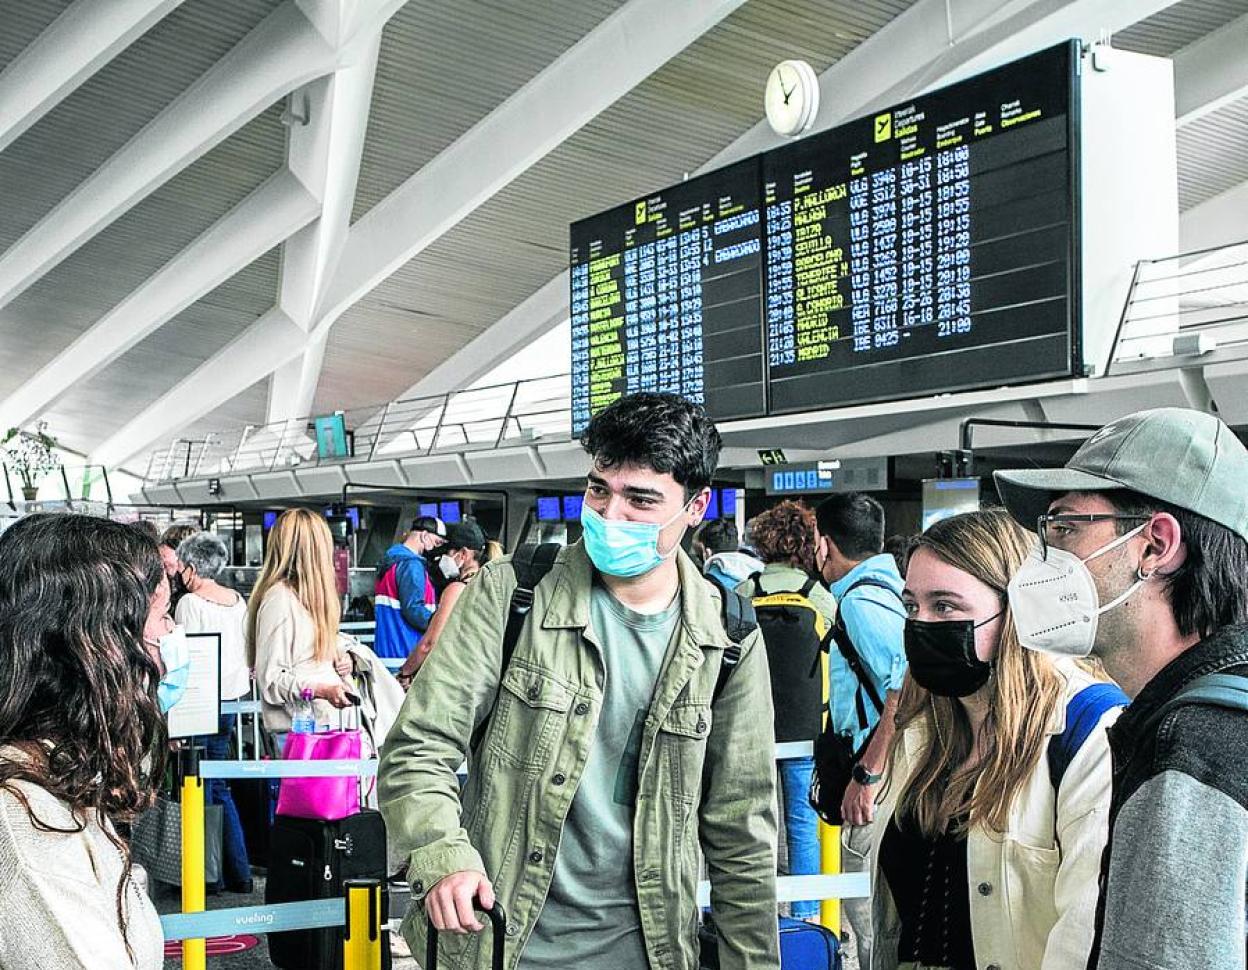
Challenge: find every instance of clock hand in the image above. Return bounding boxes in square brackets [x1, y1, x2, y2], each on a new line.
[779, 71, 795, 104]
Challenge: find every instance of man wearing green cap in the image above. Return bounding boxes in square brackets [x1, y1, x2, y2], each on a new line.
[995, 407, 1248, 970]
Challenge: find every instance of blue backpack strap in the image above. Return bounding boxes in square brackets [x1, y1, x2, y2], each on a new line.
[1047, 683, 1129, 790]
[1144, 672, 1248, 734]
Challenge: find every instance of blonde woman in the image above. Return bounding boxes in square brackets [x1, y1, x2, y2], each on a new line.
[248, 509, 354, 746]
[872, 509, 1126, 970]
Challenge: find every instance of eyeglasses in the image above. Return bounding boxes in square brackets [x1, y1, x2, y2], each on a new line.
[1036, 513, 1151, 560]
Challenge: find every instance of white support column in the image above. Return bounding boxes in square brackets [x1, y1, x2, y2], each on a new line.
[0, 170, 320, 432]
[1173, 11, 1248, 127]
[0, 0, 185, 154]
[315, 0, 749, 330]
[0, 0, 340, 313]
[414, 0, 1179, 394]
[93, 308, 307, 470]
[266, 21, 383, 423]
[267, 329, 331, 424]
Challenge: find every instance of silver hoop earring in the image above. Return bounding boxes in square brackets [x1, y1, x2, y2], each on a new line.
[1136, 566, 1152, 582]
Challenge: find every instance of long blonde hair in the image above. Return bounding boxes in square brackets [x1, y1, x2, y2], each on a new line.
[888, 509, 1063, 838]
[247, 508, 340, 664]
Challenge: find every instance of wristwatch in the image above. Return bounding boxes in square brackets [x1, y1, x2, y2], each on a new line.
[852, 763, 883, 786]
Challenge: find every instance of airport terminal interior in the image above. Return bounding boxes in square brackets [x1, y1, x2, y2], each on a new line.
[1, 0, 1248, 968]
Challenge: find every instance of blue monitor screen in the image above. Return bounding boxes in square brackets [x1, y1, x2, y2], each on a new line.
[313, 413, 350, 459]
[562, 495, 583, 521]
[705, 490, 720, 522]
[721, 487, 737, 518]
[536, 497, 561, 521]
[418, 502, 439, 518]
[324, 506, 360, 531]
[263, 511, 278, 531]
[439, 501, 462, 524]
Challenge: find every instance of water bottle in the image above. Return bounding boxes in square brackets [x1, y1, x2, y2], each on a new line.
[291, 687, 316, 734]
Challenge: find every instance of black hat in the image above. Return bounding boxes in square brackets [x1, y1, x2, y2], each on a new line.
[410, 516, 447, 538]
[445, 520, 487, 553]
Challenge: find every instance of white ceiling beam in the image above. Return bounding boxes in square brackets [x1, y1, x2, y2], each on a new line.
[314, 0, 749, 331]
[1172, 11, 1248, 127]
[268, 22, 383, 424]
[1180, 179, 1248, 254]
[413, 0, 1179, 397]
[93, 308, 306, 470]
[102, 0, 746, 467]
[0, 0, 185, 155]
[0, 170, 319, 432]
[0, 0, 341, 314]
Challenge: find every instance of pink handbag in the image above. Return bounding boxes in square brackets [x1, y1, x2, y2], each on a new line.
[276, 728, 362, 820]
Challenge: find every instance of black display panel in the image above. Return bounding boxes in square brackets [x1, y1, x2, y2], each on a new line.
[763, 41, 1080, 413]
[570, 158, 765, 434]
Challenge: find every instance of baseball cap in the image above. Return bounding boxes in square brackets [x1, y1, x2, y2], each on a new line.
[410, 515, 447, 539]
[445, 520, 487, 553]
[994, 407, 1248, 541]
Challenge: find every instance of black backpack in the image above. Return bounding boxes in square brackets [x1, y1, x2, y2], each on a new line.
[748, 574, 832, 744]
[810, 576, 905, 825]
[470, 544, 756, 753]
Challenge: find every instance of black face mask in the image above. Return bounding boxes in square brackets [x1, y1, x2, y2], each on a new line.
[904, 615, 999, 698]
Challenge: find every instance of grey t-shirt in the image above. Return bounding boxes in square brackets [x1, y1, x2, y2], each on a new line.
[520, 583, 680, 969]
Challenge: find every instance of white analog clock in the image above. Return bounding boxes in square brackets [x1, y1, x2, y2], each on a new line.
[764, 59, 820, 137]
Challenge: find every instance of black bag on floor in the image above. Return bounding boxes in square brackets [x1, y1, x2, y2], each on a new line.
[265, 809, 392, 970]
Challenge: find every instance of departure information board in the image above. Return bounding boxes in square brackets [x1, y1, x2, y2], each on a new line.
[764, 42, 1079, 413]
[570, 159, 765, 434]
[570, 42, 1080, 427]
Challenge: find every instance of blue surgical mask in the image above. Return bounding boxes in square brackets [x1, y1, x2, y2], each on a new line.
[580, 501, 694, 578]
[154, 626, 192, 713]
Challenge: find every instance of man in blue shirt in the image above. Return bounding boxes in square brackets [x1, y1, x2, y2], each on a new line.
[814, 493, 906, 968]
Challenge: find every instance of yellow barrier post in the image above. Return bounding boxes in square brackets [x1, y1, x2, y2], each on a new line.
[343, 879, 383, 970]
[180, 748, 206, 970]
[819, 821, 841, 934]
[817, 652, 841, 934]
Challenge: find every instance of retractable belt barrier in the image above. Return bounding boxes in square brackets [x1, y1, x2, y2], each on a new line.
[169, 745, 861, 963]
[170, 751, 385, 970]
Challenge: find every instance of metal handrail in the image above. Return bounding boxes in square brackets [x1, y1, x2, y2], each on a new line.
[1108, 238, 1248, 375]
[142, 373, 573, 484]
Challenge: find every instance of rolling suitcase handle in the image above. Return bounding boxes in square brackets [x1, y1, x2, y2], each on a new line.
[425, 899, 507, 970]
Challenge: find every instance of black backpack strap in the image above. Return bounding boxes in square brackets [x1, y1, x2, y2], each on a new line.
[798, 576, 818, 597]
[829, 576, 903, 729]
[712, 587, 756, 705]
[469, 543, 561, 753]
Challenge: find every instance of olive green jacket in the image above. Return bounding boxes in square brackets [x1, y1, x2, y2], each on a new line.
[379, 541, 780, 970]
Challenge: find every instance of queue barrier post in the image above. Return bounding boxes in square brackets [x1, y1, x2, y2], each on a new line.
[820, 821, 841, 935]
[343, 879, 383, 970]
[180, 746, 207, 970]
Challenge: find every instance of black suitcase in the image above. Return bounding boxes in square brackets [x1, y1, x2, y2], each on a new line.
[229, 777, 278, 869]
[265, 810, 392, 970]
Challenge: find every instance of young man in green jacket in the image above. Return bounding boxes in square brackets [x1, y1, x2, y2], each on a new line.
[379, 392, 780, 970]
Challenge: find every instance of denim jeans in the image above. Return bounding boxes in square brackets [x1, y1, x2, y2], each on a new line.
[194, 713, 251, 890]
[778, 755, 820, 919]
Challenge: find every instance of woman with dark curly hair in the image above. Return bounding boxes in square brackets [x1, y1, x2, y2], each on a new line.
[737, 499, 837, 921]
[0, 514, 169, 968]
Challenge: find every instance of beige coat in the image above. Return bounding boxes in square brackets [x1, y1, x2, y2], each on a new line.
[0, 773, 163, 969]
[252, 582, 350, 732]
[870, 663, 1120, 970]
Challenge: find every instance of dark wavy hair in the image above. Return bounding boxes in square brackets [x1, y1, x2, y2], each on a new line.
[750, 500, 817, 570]
[581, 392, 722, 497]
[0, 514, 167, 950]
